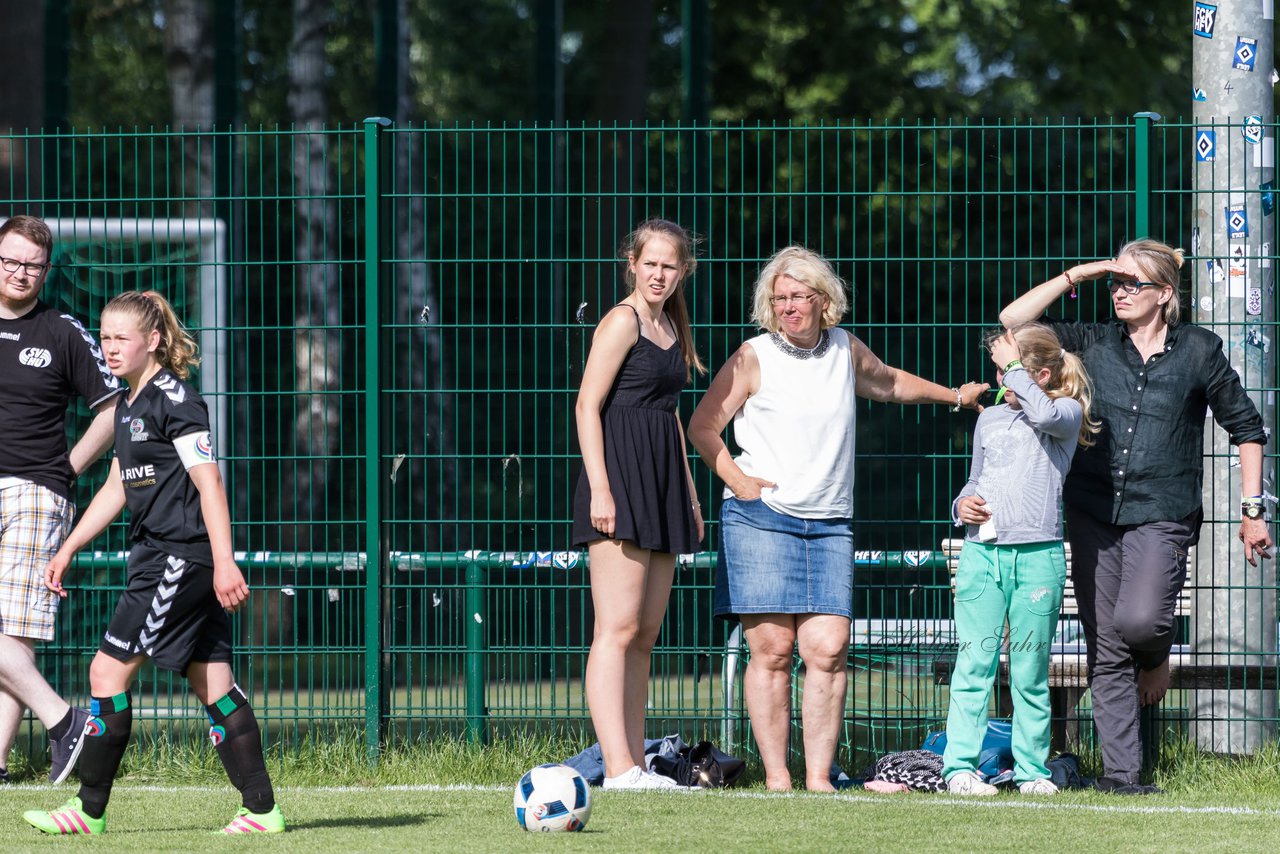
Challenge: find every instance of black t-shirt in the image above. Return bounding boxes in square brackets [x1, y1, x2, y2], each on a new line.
[0, 301, 122, 499]
[115, 370, 217, 564]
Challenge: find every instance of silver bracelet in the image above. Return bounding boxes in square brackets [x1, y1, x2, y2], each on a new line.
[950, 387, 963, 413]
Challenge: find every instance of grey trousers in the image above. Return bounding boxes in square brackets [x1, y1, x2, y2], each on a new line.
[1064, 506, 1198, 781]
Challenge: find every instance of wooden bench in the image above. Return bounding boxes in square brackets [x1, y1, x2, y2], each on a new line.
[931, 538, 1279, 753]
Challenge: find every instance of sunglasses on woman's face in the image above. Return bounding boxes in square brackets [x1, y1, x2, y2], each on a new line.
[1107, 277, 1164, 295]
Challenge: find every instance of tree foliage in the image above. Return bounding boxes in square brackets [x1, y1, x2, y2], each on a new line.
[708, 0, 1190, 122]
[47, 0, 1199, 127]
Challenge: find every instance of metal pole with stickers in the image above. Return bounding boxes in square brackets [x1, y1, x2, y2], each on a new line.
[1190, 0, 1277, 754]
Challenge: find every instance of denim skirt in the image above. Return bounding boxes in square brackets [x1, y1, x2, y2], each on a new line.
[714, 497, 854, 620]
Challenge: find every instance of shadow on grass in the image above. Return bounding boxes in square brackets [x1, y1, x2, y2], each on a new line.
[301, 813, 439, 830]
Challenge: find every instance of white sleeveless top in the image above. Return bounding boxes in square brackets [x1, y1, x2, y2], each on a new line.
[724, 328, 857, 519]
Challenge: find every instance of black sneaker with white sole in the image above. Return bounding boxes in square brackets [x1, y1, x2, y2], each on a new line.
[48, 707, 90, 784]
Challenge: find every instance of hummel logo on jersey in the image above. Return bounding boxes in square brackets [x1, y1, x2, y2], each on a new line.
[60, 312, 119, 390]
[154, 374, 186, 404]
[0, 331, 18, 341]
[18, 347, 51, 368]
[103, 632, 133, 652]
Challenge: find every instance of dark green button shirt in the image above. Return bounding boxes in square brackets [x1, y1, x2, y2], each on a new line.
[1043, 317, 1266, 526]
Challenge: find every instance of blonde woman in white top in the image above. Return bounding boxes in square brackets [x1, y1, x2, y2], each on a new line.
[689, 246, 986, 791]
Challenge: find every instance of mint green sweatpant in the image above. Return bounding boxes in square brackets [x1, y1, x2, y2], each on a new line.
[942, 540, 1066, 783]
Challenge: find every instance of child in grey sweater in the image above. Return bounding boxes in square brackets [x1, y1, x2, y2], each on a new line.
[943, 323, 1100, 797]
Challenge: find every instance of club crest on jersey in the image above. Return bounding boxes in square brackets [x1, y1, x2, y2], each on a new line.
[130, 418, 150, 442]
[18, 347, 52, 368]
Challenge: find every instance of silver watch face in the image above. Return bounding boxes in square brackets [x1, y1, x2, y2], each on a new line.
[1243, 504, 1265, 519]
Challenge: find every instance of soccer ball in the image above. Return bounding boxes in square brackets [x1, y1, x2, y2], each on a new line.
[513, 763, 591, 832]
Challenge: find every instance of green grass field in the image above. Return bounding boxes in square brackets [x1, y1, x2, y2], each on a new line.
[4, 733, 1280, 853]
[5, 782, 1280, 854]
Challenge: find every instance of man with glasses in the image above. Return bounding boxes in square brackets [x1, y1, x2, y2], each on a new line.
[0, 215, 122, 784]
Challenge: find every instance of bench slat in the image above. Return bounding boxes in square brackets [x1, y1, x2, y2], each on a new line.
[933, 655, 1280, 689]
[942, 537, 1190, 617]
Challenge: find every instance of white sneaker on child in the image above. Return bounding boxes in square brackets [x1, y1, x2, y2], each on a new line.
[947, 771, 998, 796]
[1018, 778, 1059, 795]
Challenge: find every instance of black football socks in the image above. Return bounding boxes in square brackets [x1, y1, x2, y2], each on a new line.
[77, 692, 133, 819]
[207, 684, 275, 813]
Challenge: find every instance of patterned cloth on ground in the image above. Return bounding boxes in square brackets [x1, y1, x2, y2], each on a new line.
[868, 750, 947, 793]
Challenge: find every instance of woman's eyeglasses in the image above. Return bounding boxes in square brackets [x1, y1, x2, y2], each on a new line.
[1107, 278, 1165, 295]
[769, 292, 822, 306]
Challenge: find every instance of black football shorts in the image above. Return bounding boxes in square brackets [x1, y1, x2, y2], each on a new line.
[99, 542, 232, 674]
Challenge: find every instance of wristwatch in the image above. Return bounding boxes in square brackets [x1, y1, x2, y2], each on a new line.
[1242, 500, 1266, 520]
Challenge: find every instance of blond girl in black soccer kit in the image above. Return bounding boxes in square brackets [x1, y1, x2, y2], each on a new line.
[24, 291, 283, 836]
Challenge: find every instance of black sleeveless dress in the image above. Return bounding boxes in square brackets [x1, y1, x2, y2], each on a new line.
[571, 307, 700, 554]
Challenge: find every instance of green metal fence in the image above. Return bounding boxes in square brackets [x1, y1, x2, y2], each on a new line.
[4, 114, 1275, 770]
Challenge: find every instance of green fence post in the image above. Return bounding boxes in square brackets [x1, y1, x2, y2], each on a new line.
[465, 555, 489, 744]
[1134, 110, 1163, 766]
[362, 116, 392, 764]
[1133, 112, 1160, 238]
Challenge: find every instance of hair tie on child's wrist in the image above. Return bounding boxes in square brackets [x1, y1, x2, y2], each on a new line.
[1003, 359, 1024, 373]
[1063, 270, 1077, 299]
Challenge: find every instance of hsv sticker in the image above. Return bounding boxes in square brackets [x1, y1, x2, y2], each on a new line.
[1243, 115, 1265, 144]
[1196, 129, 1216, 161]
[1235, 37, 1258, 72]
[1228, 204, 1250, 238]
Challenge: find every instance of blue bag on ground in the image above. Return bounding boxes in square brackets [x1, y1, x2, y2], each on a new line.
[921, 719, 1014, 781]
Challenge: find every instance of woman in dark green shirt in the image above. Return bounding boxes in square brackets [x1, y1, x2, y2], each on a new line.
[999, 239, 1269, 794]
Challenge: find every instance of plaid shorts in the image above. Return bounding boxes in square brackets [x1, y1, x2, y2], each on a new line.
[0, 481, 75, 640]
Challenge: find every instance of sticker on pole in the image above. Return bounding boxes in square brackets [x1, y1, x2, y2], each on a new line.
[1262, 181, 1275, 216]
[1234, 37, 1258, 72]
[1248, 287, 1263, 315]
[1195, 129, 1216, 161]
[1231, 243, 1248, 271]
[1197, 130, 1220, 162]
[1227, 205, 1249, 238]
[1193, 2, 1217, 37]
[1243, 115, 1265, 144]
[1192, 86, 1208, 101]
